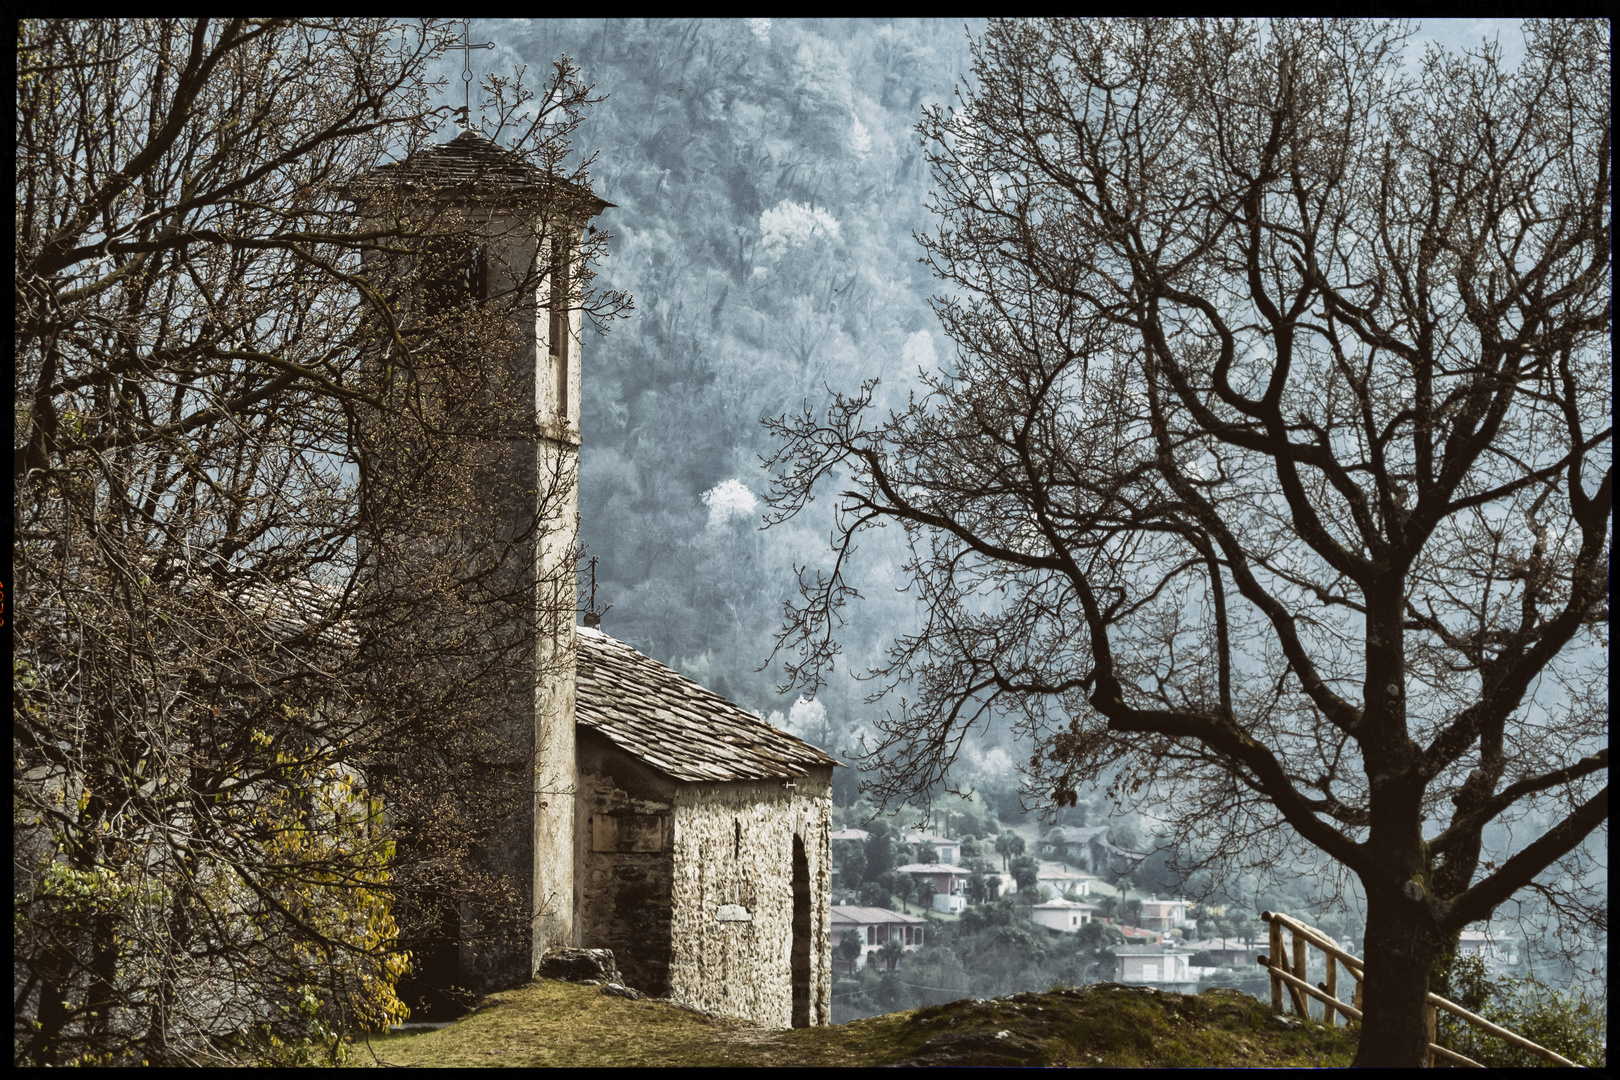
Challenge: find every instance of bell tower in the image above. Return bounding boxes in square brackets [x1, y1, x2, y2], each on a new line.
[350, 128, 608, 1004]
[532, 181, 587, 968]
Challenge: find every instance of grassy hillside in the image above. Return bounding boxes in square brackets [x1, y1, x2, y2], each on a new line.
[350, 979, 1358, 1067]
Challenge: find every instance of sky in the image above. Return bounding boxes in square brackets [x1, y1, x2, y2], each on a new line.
[1409, 17, 1526, 64]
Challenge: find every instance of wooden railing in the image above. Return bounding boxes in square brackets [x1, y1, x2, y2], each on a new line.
[1257, 911, 1582, 1068]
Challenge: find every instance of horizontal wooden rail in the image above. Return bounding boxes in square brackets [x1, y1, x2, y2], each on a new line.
[1256, 955, 1361, 1022]
[1261, 910, 1364, 976]
[1429, 1043, 1485, 1068]
[1426, 991, 1582, 1068]
[1259, 911, 1584, 1069]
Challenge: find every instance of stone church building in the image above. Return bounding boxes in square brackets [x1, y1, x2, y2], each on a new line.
[355, 131, 837, 1028]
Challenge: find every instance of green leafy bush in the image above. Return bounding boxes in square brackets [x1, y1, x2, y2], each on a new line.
[1437, 955, 1606, 1068]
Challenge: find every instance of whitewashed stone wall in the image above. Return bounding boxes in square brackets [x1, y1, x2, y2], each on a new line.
[666, 772, 833, 1027]
[574, 733, 833, 1026]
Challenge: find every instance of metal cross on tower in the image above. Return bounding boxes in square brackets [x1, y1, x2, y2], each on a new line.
[583, 556, 612, 629]
[445, 19, 494, 132]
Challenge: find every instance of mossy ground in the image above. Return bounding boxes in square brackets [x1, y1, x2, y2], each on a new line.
[349, 980, 1359, 1067]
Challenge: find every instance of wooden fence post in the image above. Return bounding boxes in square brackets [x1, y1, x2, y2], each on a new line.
[1292, 927, 1308, 1018]
[1257, 911, 1572, 1067]
[1269, 917, 1284, 1015]
[1324, 955, 1337, 1027]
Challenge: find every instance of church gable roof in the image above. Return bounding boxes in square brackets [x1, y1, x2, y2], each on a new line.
[574, 626, 839, 783]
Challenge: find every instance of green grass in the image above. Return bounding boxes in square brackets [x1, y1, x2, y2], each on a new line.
[347, 980, 1360, 1067]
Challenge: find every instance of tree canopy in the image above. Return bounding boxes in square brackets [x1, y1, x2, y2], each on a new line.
[14, 18, 622, 1064]
[766, 18, 1609, 1066]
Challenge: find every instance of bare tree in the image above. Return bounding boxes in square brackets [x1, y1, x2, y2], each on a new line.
[14, 18, 624, 1065]
[765, 19, 1608, 1066]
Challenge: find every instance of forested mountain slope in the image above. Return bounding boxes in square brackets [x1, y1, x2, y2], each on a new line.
[474, 19, 981, 733]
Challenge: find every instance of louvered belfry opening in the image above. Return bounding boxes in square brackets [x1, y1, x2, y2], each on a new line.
[548, 240, 570, 417]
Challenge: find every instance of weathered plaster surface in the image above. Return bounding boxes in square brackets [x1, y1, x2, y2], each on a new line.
[665, 769, 833, 1027]
[574, 735, 833, 1026]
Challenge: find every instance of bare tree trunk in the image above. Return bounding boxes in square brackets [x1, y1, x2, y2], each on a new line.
[1354, 894, 1443, 1067]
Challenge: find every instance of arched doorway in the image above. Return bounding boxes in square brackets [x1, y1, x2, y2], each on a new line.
[791, 833, 811, 1027]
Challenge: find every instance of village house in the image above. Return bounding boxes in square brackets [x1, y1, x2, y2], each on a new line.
[1035, 866, 1098, 899]
[1113, 941, 1213, 992]
[1107, 922, 1163, 944]
[1194, 937, 1254, 966]
[895, 863, 974, 913]
[830, 906, 927, 972]
[903, 830, 961, 865]
[1040, 825, 1146, 876]
[1457, 929, 1519, 973]
[830, 828, 871, 843]
[1137, 895, 1195, 933]
[985, 870, 1019, 897]
[1030, 898, 1099, 933]
[353, 129, 840, 1028]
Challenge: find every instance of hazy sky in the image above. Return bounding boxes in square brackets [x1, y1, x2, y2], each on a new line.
[1409, 17, 1526, 64]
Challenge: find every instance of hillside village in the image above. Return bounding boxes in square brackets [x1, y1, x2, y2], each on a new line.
[817, 808, 1525, 1026]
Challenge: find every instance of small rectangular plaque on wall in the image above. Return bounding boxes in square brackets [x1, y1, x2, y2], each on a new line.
[591, 814, 665, 852]
[716, 904, 752, 922]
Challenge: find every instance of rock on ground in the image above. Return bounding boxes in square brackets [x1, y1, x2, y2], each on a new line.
[536, 947, 624, 985]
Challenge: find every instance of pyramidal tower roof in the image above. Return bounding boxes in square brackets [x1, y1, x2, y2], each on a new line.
[347, 128, 611, 213]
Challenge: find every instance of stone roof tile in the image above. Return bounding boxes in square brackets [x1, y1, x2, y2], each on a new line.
[575, 626, 839, 783]
[349, 129, 612, 213]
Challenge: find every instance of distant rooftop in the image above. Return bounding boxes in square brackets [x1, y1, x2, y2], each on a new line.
[831, 905, 927, 926]
[235, 578, 357, 651]
[575, 626, 840, 783]
[1198, 938, 1256, 952]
